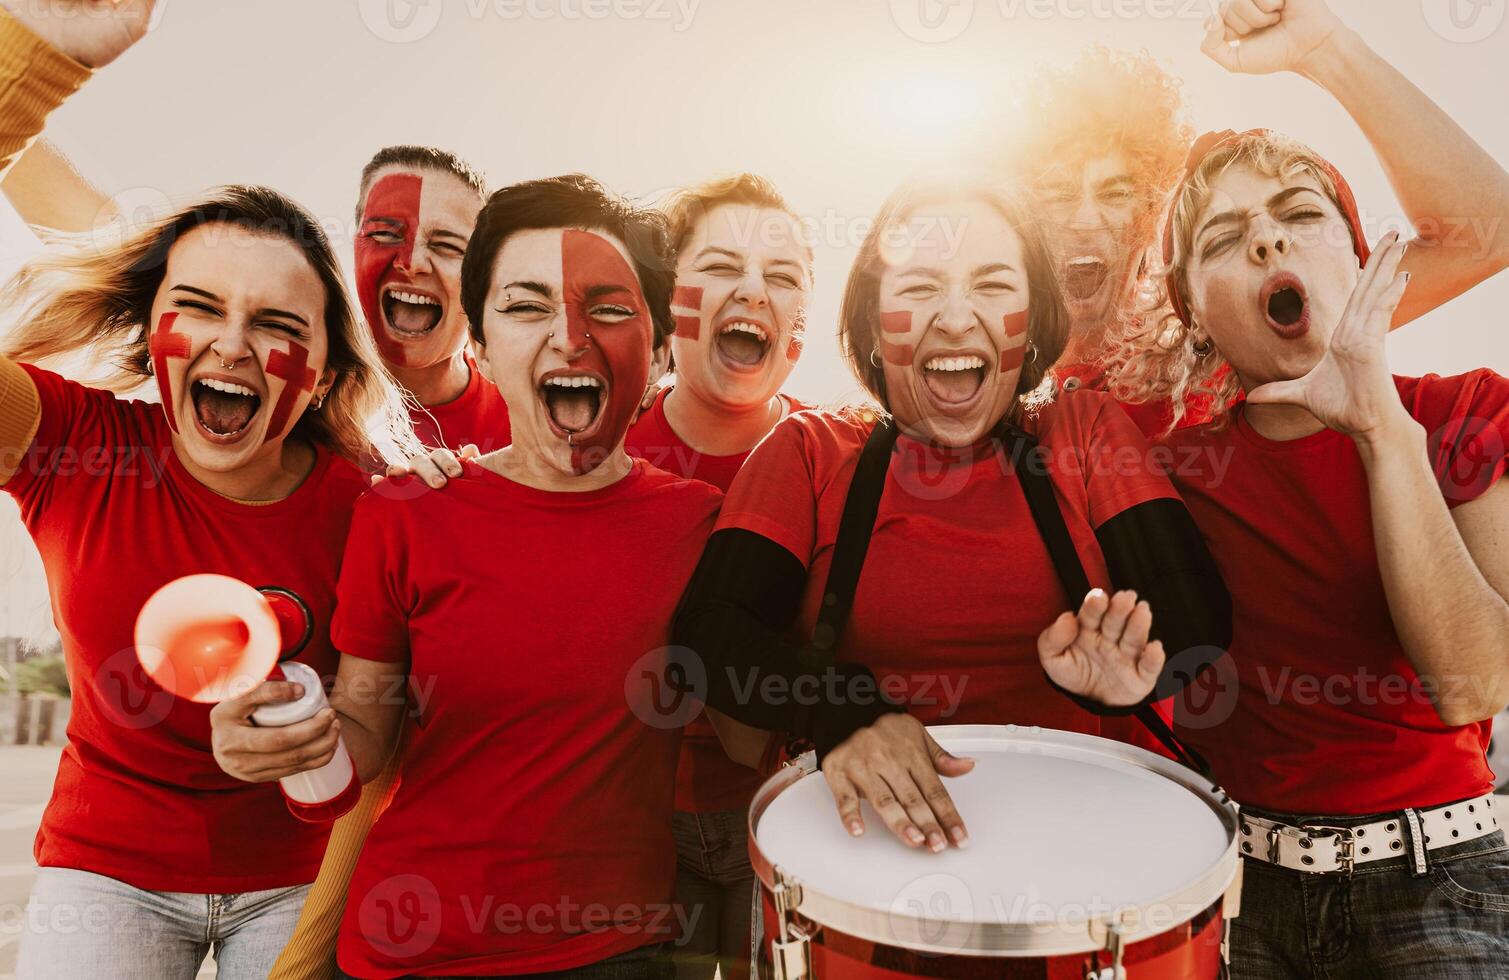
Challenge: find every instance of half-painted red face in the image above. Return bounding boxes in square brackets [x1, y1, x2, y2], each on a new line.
[478, 228, 655, 475]
[353, 168, 478, 371]
[147, 224, 331, 472]
[874, 198, 1031, 447]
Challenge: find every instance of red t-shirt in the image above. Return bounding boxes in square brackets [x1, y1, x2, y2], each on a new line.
[1052, 360, 1223, 440]
[408, 355, 511, 453]
[332, 460, 720, 978]
[4, 365, 366, 893]
[1161, 371, 1509, 815]
[717, 391, 1179, 738]
[624, 386, 804, 813]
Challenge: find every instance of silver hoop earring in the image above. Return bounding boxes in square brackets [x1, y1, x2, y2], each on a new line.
[1025, 343, 1038, 365]
[1192, 337, 1213, 357]
[869, 349, 882, 369]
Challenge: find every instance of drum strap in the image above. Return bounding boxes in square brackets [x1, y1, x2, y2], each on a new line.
[814, 415, 1210, 774]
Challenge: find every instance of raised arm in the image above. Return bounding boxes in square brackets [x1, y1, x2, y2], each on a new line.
[3, 137, 113, 230]
[0, 356, 41, 487]
[0, 0, 152, 178]
[1204, 0, 1509, 326]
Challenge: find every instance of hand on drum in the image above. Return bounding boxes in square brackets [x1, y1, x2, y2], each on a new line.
[209, 681, 342, 783]
[821, 713, 975, 853]
[1038, 588, 1164, 709]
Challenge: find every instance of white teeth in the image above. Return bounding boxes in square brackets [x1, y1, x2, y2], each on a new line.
[1068, 256, 1103, 267]
[196, 378, 257, 397]
[387, 289, 438, 306]
[720, 321, 768, 341]
[542, 376, 603, 389]
[924, 355, 985, 372]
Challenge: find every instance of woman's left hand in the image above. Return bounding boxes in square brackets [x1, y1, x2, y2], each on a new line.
[1039, 589, 1165, 708]
[1247, 231, 1412, 440]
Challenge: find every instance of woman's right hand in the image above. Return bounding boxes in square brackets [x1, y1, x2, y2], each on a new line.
[210, 680, 342, 783]
[0, 0, 156, 68]
[370, 443, 477, 489]
[821, 713, 974, 852]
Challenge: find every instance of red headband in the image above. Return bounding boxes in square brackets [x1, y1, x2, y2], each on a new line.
[1161, 128, 1370, 329]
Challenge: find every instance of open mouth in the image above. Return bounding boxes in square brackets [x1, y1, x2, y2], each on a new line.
[714, 319, 771, 370]
[921, 353, 987, 407]
[381, 286, 443, 338]
[1062, 255, 1109, 303]
[540, 373, 606, 438]
[191, 377, 262, 441]
[1260, 274, 1310, 339]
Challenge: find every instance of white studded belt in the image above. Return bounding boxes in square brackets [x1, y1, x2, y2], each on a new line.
[1239, 794, 1500, 874]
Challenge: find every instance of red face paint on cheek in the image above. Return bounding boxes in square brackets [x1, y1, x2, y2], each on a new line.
[1000, 309, 1029, 374]
[671, 285, 703, 340]
[786, 333, 804, 363]
[561, 230, 653, 474]
[877, 310, 916, 367]
[149, 312, 191, 433]
[354, 172, 423, 367]
[264, 340, 318, 443]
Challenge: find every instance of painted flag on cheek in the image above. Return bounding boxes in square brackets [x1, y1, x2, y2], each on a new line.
[265, 340, 318, 443]
[999, 309, 1029, 374]
[354, 172, 423, 366]
[671, 285, 703, 341]
[878, 310, 916, 367]
[149, 312, 192, 433]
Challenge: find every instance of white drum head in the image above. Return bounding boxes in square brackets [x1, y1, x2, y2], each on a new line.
[750, 725, 1238, 956]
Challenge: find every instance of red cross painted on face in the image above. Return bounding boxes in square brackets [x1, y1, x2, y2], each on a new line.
[265, 339, 318, 443]
[877, 311, 916, 367]
[355, 172, 424, 366]
[149, 312, 192, 433]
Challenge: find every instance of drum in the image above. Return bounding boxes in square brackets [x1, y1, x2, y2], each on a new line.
[748, 725, 1241, 980]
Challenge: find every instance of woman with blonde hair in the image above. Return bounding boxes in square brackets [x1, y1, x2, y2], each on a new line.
[1118, 120, 1509, 980]
[1, 5, 417, 976]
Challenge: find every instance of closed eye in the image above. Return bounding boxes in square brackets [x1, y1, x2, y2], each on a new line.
[257, 320, 307, 339]
[698, 263, 741, 276]
[767, 272, 800, 289]
[590, 304, 637, 322]
[1201, 233, 1240, 261]
[174, 299, 222, 318]
[1282, 208, 1325, 222]
[974, 279, 1018, 295]
[497, 302, 553, 318]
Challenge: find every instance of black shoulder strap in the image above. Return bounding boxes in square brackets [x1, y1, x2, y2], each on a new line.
[805, 416, 898, 666]
[1000, 425, 1209, 775]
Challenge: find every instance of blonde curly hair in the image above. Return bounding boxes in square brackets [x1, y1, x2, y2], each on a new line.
[1109, 131, 1354, 432]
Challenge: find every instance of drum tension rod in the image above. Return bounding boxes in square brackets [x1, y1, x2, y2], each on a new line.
[770, 869, 813, 980]
[1085, 917, 1128, 980]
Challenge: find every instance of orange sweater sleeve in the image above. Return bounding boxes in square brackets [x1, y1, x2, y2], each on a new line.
[0, 7, 91, 179]
[0, 356, 41, 486]
[267, 746, 403, 980]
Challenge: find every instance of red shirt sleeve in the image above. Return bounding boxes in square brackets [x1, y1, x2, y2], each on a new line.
[4, 362, 142, 510]
[715, 411, 826, 568]
[1031, 390, 1180, 528]
[1403, 369, 1509, 507]
[331, 490, 414, 663]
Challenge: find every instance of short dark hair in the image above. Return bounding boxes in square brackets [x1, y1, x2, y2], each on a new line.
[353, 145, 487, 222]
[839, 180, 1070, 419]
[660, 172, 814, 276]
[460, 173, 677, 351]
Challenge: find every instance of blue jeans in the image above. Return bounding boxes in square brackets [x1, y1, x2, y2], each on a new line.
[337, 942, 673, 979]
[671, 808, 756, 980]
[1231, 822, 1509, 980]
[16, 866, 311, 980]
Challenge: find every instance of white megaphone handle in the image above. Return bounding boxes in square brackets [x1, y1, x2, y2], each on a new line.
[250, 661, 360, 821]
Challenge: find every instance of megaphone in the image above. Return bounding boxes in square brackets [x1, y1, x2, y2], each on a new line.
[134, 574, 360, 822]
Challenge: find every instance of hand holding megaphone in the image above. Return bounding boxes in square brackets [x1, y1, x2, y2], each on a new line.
[135, 574, 361, 822]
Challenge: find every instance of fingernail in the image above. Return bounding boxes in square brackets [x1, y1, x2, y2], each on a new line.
[848, 821, 864, 837]
[951, 826, 970, 847]
[904, 827, 925, 845]
[1086, 588, 1106, 600]
[928, 832, 946, 852]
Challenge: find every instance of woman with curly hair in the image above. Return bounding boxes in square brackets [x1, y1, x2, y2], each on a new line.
[1111, 3, 1509, 973]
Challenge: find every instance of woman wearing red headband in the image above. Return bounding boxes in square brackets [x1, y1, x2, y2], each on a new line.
[1125, 117, 1509, 975]
[0, 5, 421, 978]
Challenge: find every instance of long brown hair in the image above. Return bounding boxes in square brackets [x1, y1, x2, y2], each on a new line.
[838, 180, 1071, 421]
[1, 185, 419, 464]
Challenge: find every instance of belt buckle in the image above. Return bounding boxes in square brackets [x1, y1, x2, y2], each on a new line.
[1305, 824, 1357, 876]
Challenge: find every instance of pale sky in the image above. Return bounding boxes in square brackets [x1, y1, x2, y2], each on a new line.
[2, 0, 1507, 641]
